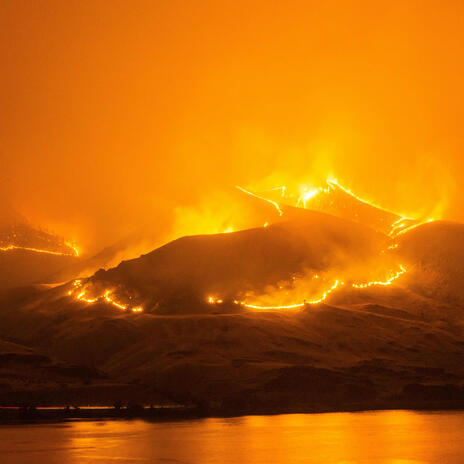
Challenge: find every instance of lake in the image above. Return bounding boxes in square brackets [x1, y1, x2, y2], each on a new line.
[1, 410, 464, 463]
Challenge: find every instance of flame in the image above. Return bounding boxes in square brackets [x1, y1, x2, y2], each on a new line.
[326, 178, 400, 215]
[206, 265, 407, 311]
[236, 185, 283, 216]
[103, 289, 127, 310]
[392, 218, 435, 237]
[326, 179, 436, 236]
[389, 217, 411, 236]
[239, 280, 343, 310]
[239, 177, 400, 218]
[296, 187, 326, 208]
[240, 177, 437, 240]
[65, 241, 80, 257]
[67, 179, 430, 314]
[265, 186, 287, 198]
[351, 265, 407, 288]
[0, 242, 79, 257]
[68, 280, 143, 313]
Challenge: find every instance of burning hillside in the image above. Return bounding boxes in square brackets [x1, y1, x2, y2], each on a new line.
[60, 179, 443, 316]
[0, 222, 79, 257]
[1, 179, 463, 413]
[0, 220, 81, 289]
[236, 178, 432, 237]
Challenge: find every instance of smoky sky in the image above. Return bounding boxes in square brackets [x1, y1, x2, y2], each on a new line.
[1, 0, 463, 253]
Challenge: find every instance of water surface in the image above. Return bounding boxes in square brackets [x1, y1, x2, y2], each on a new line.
[1, 410, 464, 463]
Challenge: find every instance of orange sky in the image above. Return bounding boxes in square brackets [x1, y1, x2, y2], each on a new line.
[1, 0, 463, 252]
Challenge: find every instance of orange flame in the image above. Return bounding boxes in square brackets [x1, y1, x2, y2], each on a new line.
[0, 242, 79, 257]
[236, 185, 283, 216]
[68, 280, 143, 313]
[206, 265, 407, 311]
[392, 218, 436, 237]
[240, 177, 437, 239]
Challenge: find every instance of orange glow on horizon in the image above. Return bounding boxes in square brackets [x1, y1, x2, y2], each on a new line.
[1, 1, 462, 254]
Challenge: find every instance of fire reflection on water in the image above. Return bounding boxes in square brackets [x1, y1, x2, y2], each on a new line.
[1, 411, 463, 464]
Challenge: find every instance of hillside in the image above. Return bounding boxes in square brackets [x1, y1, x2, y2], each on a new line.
[83, 210, 391, 313]
[0, 222, 80, 289]
[0, 214, 463, 413]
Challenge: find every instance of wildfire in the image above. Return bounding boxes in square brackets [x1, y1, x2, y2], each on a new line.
[65, 241, 80, 257]
[236, 185, 283, 216]
[66, 179, 426, 314]
[351, 265, 407, 288]
[0, 242, 79, 257]
[238, 280, 342, 310]
[392, 218, 435, 237]
[326, 178, 397, 215]
[68, 280, 143, 313]
[238, 178, 383, 215]
[206, 265, 407, 311]
[237, 177, 436, 239]
[296, 187, 328, 208]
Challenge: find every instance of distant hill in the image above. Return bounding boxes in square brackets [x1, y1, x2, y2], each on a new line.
[0, 210, 463, 412]
[0, 221, 80, 289]
[84, 210, 390, 313]
[396, 220, 464, 302]
[1, 186, 463, 413]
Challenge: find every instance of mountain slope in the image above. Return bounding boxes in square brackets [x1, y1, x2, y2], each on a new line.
[85, 210, 391, 312]
[0, 212, 463, 412]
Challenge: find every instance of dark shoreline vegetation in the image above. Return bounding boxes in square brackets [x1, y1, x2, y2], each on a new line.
[2, 399, 464, 425]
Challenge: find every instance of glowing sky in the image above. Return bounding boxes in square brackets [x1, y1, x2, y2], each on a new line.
[1, 1, 462, 252]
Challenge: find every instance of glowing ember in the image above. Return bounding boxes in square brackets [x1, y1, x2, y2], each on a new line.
[351, 265, 407, 289]
[326, 178, 398, 215]
[392, 218, 436, 237]
[68, 280, 143, 313]
[66, 179, 426, 314]
[65, 241, 80, 257]
[206, 265, 407, 311]
[296, 187, 324, 208]
[236, 185, 283, 216]
[239, 177, 436, 238]
[0, 243, 79, 257]
[240, 280, 342, 310]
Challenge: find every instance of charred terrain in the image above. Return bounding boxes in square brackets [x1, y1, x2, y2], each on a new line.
[0, 192, 464, 418]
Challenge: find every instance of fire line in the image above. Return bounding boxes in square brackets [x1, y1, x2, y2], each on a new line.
[207, 265, 407, 311]
[0, 243, 79, 257]
[68, 280, 143, 313]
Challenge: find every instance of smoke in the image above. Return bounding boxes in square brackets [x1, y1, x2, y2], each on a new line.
[240, 249, 403, 309]
[1, 1, 464, 258]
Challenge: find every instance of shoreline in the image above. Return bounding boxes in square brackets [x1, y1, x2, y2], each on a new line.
[1, 401, 464, 425]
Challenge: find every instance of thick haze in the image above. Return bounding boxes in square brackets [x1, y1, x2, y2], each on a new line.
[1, 0, 463, 254]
